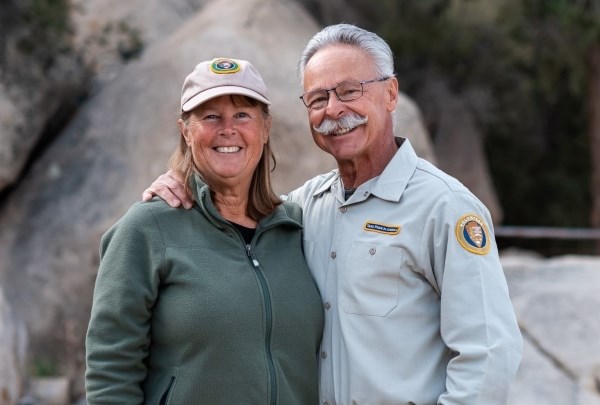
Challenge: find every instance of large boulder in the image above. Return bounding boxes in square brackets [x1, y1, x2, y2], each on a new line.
[502, 251, 600, 405]
[0, 2, 89, 193]
[69, 0, 209, 80]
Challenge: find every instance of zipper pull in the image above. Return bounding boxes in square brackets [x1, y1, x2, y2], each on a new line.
[246, 244, 259, 267]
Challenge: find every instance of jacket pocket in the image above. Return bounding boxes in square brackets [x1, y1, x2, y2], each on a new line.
[339, 242, 403, 316]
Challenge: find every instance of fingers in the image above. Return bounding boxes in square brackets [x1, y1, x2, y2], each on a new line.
[164, 170, 194, 209]
[141, 189, 161, 202]
[141, 171, 194, 209]
[142, 183, 181, 208]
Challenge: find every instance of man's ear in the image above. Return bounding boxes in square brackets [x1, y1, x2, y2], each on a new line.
[385, 76, 399, 113]
[178, 119, 191, 146]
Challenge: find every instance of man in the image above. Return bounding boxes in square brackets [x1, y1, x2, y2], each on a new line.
[144, 24, 522, 405]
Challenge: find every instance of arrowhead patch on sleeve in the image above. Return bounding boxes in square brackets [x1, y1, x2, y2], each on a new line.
[455, 214, 491, 255]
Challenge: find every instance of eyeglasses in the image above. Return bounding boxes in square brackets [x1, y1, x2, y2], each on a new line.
[299, 76, 393, 110]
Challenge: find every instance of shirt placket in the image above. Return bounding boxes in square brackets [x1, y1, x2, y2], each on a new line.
[319, 180, 350, 405]
[321, 180, 376, 405]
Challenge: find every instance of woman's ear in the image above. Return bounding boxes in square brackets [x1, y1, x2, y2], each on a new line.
[262, 116, 272, 144]
[178, 119, 191, 146]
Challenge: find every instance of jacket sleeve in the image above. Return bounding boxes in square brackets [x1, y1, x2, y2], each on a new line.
[424, 192, 523, 405]
[85, 202, 163, 404]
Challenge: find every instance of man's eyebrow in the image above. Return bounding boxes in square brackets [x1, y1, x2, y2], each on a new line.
[308, 79, 359, 91]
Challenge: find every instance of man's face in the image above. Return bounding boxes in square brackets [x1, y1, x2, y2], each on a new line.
[302, 44, 398, 163]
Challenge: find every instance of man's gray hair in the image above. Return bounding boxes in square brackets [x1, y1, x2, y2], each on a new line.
[298, 23, 395, 85]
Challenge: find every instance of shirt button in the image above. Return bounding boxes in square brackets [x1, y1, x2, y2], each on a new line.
[330, 251, 336, 259]
[363, 191, 370, 197]
[324, 302, 331, 310]
[321, 351, 328, 359]
[369, 247, 376, 255]
[339, 206, 347, 213]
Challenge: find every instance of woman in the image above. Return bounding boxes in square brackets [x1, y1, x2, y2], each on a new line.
[85, 58, 324, 404]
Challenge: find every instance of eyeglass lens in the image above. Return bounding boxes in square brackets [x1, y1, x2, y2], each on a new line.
[301, 77, 391, 110]
[302, 82, 364, 110]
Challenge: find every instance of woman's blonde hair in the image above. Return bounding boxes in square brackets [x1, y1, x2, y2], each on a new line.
[169, 95, 281, 221]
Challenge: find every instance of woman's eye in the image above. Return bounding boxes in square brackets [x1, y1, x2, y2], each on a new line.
[204, 114, 219, 120]
[236, 112, 250, 118]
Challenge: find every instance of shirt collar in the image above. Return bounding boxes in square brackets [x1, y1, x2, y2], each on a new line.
[313, 171, 340, 197]
[311, 137, 419, 203]
[370, 137, 418, 202]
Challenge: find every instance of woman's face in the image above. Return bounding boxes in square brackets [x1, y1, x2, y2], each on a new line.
[179, 95, 271, 189]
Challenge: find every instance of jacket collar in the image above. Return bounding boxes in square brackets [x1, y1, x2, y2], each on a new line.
[189, 173, 301, 231]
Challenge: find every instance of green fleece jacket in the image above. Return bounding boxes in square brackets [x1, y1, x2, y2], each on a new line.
[85, 174, 324, 404]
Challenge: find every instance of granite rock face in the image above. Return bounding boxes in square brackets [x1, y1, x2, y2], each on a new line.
[502, 251, 600, 405]
[0, 2, 89, 193]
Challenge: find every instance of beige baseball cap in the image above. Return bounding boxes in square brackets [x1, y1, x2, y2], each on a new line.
[181, 57, 271, 112]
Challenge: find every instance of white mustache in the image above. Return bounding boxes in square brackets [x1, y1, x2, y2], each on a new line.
[313, 113, 368, 136]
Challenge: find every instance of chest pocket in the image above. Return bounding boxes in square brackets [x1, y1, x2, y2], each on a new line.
[340, 242, 403, 316]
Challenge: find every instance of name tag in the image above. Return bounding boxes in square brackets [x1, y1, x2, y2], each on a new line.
[363, 221, 401, 235]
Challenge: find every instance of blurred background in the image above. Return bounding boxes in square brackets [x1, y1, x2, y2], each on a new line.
[0, 0, 599, 404]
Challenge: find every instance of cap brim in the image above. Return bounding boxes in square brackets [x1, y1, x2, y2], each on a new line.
[182, 86, 271, 112]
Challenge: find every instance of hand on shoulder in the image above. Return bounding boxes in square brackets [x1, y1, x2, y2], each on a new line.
[141, 169, 194, 209]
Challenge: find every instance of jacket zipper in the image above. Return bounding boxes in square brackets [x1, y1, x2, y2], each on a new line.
[246, 243, 277, 405]
[158, 375, 175, 405]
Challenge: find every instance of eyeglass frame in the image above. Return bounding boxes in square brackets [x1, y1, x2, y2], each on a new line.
[299, 75, 395, 110]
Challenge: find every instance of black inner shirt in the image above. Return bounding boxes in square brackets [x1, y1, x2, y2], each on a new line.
[230, 222, 256, 244]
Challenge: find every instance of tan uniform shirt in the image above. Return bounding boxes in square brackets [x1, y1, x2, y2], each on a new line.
[286, 138, 522, 405]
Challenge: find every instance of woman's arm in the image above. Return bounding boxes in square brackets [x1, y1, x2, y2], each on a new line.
[85, 203, 164, 404]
